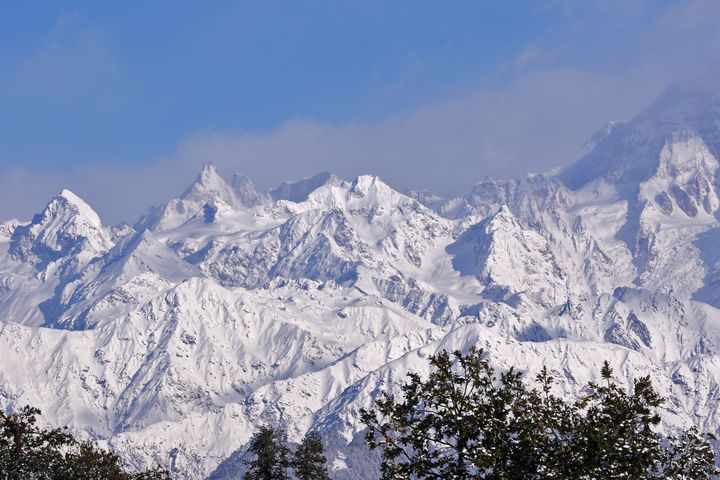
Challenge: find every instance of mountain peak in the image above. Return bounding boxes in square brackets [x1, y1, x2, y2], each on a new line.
[352, 174, 379, 188]
[559, 85, 720, 190]
[10, 189, 111, 268]
[55, 189, 104, 227]
[349, 175, 392, 197]
[198, 162, 220, 183]
[231, 174, 270, 207]
[59, 188, 81, 201]
[182, 163, 233, 201]
[270, 172, 346, 202]
[139, 164, 244, 232]
[406, 189, 445, 210]
[200, 162, 218, 174]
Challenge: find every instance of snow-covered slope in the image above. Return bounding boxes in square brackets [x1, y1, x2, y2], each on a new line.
[137, 164, 270, 232]
[3, 87, 720, 479]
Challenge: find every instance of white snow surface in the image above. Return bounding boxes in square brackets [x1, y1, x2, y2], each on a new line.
[3, 89, 720, 478]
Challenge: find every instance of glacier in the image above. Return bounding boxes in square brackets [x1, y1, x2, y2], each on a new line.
[2, 87, 720, 478]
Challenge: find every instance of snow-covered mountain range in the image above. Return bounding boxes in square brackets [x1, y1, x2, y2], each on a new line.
[3, 86, 720, 478]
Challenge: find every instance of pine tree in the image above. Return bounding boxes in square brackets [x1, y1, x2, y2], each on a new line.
[360, 347, 574, 479]
[577, 364, 666, 479]
[502, 365, 581, 479]
[361, 350, 720, 480]
[292, 431, 331, 480]
[664, 427, 719, 480]
[243, 424, 291, 480]
[55, 442, 130, 479]
[0, 405, 171, 480]
[0, 406, 71, 479]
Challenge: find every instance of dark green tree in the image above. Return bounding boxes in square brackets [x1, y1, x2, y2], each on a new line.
[54, 442, 132, 479]
[361, 350, 720, 480]
[0, 405, 171, 480]
[0, 406, 71, 479]
[576, 362, 666, 479]
[664, 427, 719, 480]
[243, 425, 291, 480]
[292, 431, 331, 480]
[360, 348, 576, 479]
[502, 366, 582, 479]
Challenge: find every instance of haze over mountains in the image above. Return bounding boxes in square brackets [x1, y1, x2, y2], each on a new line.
[2, 86, 720, 478]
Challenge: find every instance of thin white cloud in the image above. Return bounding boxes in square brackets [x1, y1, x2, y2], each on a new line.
[0, 0, 719, 225]
[0, 66, 668, 225]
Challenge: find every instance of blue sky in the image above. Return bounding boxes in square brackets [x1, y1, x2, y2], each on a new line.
[1, 1, 719, 223]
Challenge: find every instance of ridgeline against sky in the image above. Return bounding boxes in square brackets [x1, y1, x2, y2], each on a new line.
[1, 1, 720, 224]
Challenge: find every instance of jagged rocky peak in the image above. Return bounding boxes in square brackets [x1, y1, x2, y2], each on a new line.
[405, 189, 445, 210]
[138, 163, 269, 232]
[467, 174, 563, 209]
[559, 85, 720, 191]
[10, 189, 112, 267]
[349, 174, 385, 195]
[641, 134, 720, 218]
[109, 223, 136, 243]
[270, 171, 346, 202]
[556, 85, 720, 229]
[56, 189, 104, 225]
[344, 175, 418, 209]
[231, 174, 270, 207]
[181, 163, 236, 205]
[191, 163, 271, 208]
[308, 174, 446, 240]
[448, 205, 566, 307]
[459, 205, 524, 247]
[436, 174, 568, 223]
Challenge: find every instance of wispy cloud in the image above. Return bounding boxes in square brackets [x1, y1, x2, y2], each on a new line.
[0, 66, 667, 225]
[0, 1, 719, 225]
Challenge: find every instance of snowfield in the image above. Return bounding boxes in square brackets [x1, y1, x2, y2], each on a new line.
[2, 87, 720, 478]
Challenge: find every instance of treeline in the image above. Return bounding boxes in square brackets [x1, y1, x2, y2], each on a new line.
[240, 348, 719, 479]
[0, 406, 169, 480]
[4, 349, 719, 479]
[360, 348, 720, 479]
[242, 427, 330, 480]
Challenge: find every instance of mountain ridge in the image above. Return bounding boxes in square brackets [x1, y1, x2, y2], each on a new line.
[2, 86, 720, 478]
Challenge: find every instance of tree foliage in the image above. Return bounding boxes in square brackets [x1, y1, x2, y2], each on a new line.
[243, 425, 332, 480]
[360, 348, 720, 480]
[577, 361, 666, 478]
[0, 406, 171, 480]
[293, 431, 331, 480]
[243, 425, 292, 480]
